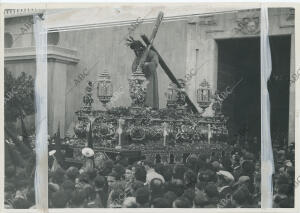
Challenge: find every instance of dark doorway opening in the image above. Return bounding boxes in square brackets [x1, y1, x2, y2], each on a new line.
[268, 35, 291, 148]
[217, 37, 260, 150]
[217, 35, 291, 150]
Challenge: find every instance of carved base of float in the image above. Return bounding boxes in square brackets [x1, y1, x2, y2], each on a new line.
[50, 140, 233, 168]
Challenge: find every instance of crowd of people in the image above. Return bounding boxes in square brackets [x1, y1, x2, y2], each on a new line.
[4, 135, 296, 209]
[272, 142, 295, 208]
[47, 143, 261, 208]
[4, 139, 36, 209]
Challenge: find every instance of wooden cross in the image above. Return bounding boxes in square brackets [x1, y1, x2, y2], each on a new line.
[141, 35, 199, 113]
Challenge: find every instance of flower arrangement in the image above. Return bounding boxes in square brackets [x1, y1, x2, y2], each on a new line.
[129, 126, 146, 142]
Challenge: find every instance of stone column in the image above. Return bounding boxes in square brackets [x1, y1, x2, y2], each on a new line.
[47, 46, 79, 137]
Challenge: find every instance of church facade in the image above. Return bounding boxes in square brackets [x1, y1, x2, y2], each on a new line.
[4, 8, 294, 144]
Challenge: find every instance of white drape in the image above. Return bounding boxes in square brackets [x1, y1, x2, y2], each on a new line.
[33, 14, 48, 210]
[260, 6, 275, 208]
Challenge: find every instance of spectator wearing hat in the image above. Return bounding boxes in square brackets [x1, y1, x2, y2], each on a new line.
[107, 171, 118, 192]
[149, 178, 165, 202]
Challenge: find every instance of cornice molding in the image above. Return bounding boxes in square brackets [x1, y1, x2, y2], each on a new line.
[4, 45, 79, 64]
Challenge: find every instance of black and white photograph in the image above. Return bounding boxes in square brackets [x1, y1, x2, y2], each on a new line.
[3, 5, 296, 209]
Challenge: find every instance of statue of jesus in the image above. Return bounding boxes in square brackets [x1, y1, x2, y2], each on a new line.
[127, 38, 159, 109]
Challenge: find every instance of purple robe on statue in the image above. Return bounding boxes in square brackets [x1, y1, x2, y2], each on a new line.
[132, 50, 159, 109]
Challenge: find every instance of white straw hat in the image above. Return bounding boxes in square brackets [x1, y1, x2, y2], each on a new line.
[82, 147, 94, 157]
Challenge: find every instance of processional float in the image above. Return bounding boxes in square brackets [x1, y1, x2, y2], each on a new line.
[49, 11, 230, 166]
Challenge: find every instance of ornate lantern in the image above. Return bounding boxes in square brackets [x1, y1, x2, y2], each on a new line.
[197, 79, 212, 113]
[166, 82, 178, 108]
[128, 69, 148, 108]
[97, 71, 113, 109]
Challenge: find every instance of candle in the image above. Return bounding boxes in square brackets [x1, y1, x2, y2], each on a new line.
[163, 122, 168, 147]
[117, 119, 125, 147]
[208, 124, 211, 144]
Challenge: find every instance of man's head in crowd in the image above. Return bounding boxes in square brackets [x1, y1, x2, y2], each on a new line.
[184, 170, 197, 188]
[149, 178, 164, 200]
[94, 175, 107, 191]
[135, 187, 150, 207]
[107, 171, 117, 188]
[231, 185, 250, 207]
[112, 164, 125, 180]
[125, 166, 134, 182]
[66, 166, 79, 182]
